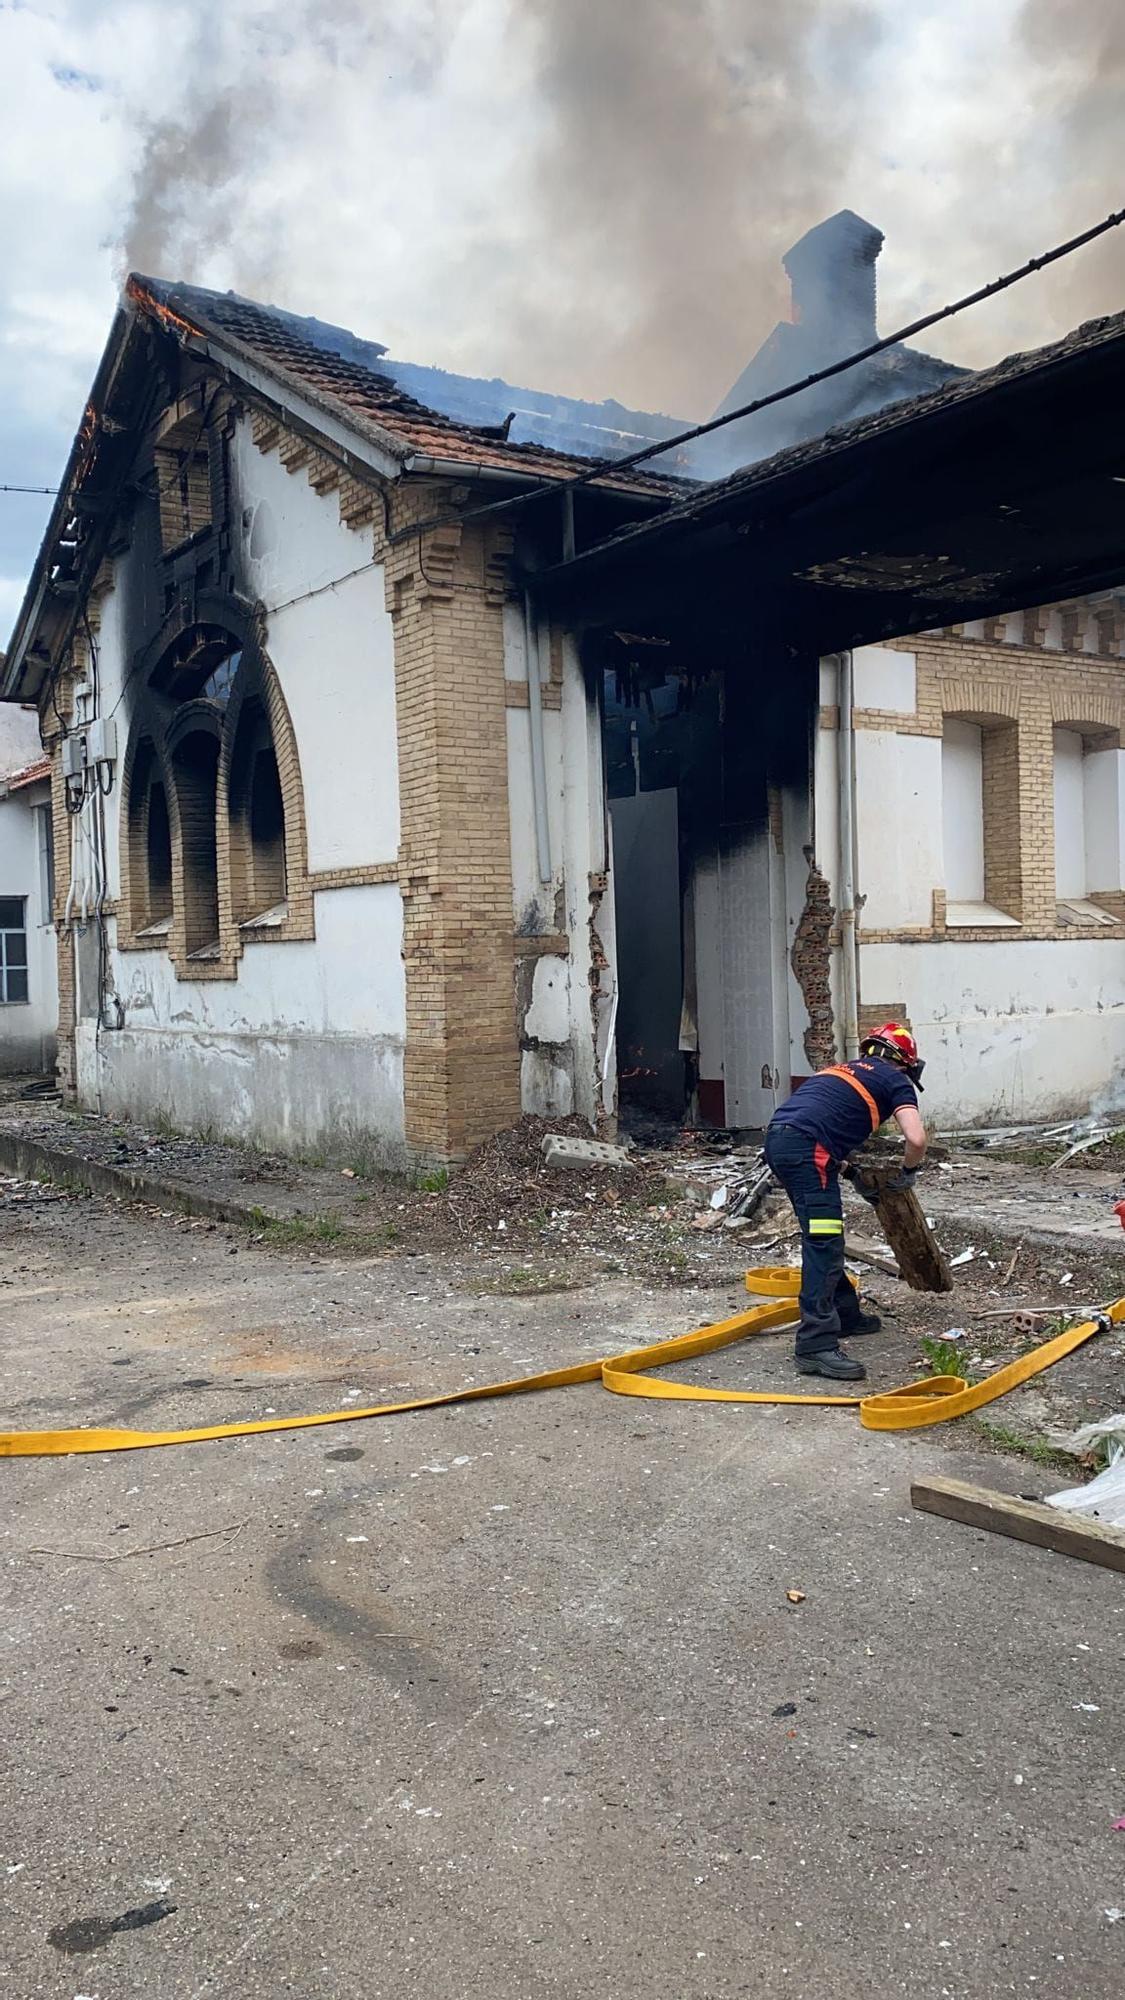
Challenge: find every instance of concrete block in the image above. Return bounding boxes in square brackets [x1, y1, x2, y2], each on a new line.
[541, 1133, 630, 1170]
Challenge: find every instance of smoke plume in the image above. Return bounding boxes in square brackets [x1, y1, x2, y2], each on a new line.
[111, 0, 1125, 418]
[477, 1, 883, 412]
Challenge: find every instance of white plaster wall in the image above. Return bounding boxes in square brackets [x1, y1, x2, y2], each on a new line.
[813, 716, 838, 894]
[0, 786, 57, 1068]
[860, 937, 1125, 1124]
[82, 886, 406, 1155]
[853, 645, 916, 714]
[941, 719, 985, 901]
[0, 705, 43, 774]
[525, 956, 570, 1042]
[1053, 727, 1086, 898]
[693, 850, 724, 1085]
[505, 604, 566, 937]
[719, 826, 777, 1127]
[68, 452, 407, 1154]
[232, 419, 400, 871]
[855, 731, 942, 928]
[561, 638, 609, 1121]
[505, 612, 606, 1123]
[1084, 747, 1125, 891]
[110, 885, 402, 1037]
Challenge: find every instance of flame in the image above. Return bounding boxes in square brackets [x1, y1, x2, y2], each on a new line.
[126, 278, 202, 343]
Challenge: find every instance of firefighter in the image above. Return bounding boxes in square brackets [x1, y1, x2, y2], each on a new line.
[763, 1023, 928, 1381]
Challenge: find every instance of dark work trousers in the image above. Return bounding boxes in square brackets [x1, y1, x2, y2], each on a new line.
[763, 1123, 860, 1353]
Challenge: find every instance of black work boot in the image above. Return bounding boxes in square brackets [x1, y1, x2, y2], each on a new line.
[796, 1346, 867, 1382]
[838, 1311, 882, 1338]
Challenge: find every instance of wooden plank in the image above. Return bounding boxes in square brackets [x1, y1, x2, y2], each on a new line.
[853, 1162, 953, 1292]
[911, 1474, 1125, 1574]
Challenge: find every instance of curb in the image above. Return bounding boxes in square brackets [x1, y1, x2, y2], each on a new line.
[0, 1128, 278, 1230]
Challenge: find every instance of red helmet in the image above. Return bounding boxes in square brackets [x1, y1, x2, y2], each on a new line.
[860, 1020, 925, 1087]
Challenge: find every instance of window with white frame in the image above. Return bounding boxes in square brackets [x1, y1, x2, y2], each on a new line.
[1053, 727, 1117, 926]
[941, 719, 1019, 926]
[0, 897, 28, 1003]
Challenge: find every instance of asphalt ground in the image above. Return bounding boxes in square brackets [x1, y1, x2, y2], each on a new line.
[2, 1186, 1123, 1998]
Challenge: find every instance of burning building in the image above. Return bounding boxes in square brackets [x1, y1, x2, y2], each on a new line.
[2, 219, 1124, 1155]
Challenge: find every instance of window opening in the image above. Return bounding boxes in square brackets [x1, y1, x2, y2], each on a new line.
[229, 698, 288, 925]
[0, 897, 29, 1004]
[201, 650, 240, 708]
[1053, 725, 1120, 925]
[941, 717, 1020, 926]
[145, 779, 173, 928]
[36, 807, 55, 923]
[171, 731, 220, 957]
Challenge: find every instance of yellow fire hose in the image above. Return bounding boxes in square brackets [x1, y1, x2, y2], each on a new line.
[2, 1267, 1121, 1459]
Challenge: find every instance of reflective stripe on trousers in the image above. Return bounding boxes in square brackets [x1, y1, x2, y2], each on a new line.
[763, 1123, 859, 1352]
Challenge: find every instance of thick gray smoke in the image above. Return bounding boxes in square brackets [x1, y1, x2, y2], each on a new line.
[121, 2, 416, 284]
[1013, 0, 1125, 333]
[484, 1, 884, 413]
[125, 86, 246, 282]
[115, 0, 1125, 418]
[117, 0, 885, 415]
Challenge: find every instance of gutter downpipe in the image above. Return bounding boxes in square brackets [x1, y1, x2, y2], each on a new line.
[523, 590, 553, 886]
[837, 648, 860, 1059]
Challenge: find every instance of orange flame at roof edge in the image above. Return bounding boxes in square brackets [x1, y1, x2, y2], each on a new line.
[125, 278, 203, 343]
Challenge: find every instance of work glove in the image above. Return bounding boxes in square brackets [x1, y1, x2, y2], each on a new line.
[843, 1163, 880, 1206]
[885, 1165, 919, 1193]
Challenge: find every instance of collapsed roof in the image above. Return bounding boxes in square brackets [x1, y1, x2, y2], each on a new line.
[5, 217, 1125, 698]
[0, 276, 701, 703]
[536, 304, 1125, 649]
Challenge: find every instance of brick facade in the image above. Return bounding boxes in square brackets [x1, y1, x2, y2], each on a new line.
[230, 411, 523, 1158]
[823, 610, 1125, 946]
[379, 486, 521, 1160]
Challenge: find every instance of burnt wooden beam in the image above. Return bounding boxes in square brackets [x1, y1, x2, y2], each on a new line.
[854, 1162, 953, 1293]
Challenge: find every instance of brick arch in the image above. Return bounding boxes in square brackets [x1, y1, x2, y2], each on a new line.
[118, 609, 312, 974]
[136, 589, 257, 697]
[939, 676, 1022, 723]
[1048, 685, 1125, 746]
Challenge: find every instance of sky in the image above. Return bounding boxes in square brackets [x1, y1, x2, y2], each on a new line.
[1, 0, 1123, 640]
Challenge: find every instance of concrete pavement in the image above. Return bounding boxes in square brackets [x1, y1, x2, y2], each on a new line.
[2, 1185, 1123, 1997]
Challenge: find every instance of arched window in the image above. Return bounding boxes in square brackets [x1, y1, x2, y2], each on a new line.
[147, 778, 172, 920]
[228, 695, 287, 925]
[125, 737, 173, 936]
[170, 722, 221, 958]
[120, 613, 309, 971]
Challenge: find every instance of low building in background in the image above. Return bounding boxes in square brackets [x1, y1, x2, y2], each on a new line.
[0, 702, 57, 1074]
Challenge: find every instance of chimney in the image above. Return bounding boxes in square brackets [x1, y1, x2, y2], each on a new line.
[782, 209, 884, 354]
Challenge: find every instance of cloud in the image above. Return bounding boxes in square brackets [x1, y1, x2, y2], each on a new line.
[2, 0, 1124, 645]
